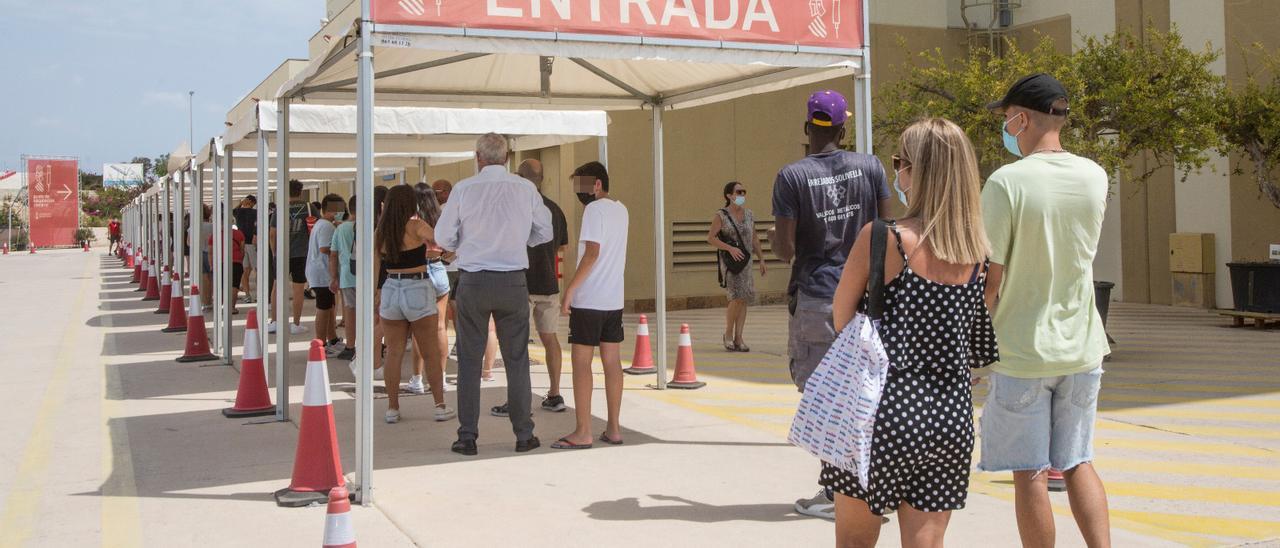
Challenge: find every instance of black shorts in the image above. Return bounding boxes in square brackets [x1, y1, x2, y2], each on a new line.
[313, 286, 335, 310]
[289, 256, 307, 284]
[109, 234, 121, 242]
[568, 308, 625, 347]
[231, 262, 245, 290]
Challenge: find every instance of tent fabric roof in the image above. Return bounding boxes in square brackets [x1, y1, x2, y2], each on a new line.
[222, 102, 609, 155]
[279, 22, 863, 110]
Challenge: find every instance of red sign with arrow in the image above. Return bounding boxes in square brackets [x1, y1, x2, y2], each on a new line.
[25, 157, 79, 247]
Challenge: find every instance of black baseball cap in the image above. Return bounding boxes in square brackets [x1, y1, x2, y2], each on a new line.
[987, 73, 1070, 116]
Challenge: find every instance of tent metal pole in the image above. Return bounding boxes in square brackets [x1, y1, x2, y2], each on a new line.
[354, 2, 376, 506]
[191, 164, 203, 328]
[276, 99, 292, 422]
[857, 0, 873, 155]
[256, 131, 271, 395]
[223, 146, 235, 364]
[174, 168, 185, 309]
[652, 105, 667, 390]
[212, 157, 222, 356]
[598, 137, 608, 168]
[162, 178, 171, 276]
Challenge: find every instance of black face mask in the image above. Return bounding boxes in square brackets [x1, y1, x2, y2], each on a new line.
[576, 192, 596, 206]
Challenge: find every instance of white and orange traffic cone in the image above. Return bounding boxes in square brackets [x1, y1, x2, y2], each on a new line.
[28, 244, 36, 254]
[223, 308, 274, 417]
[135, 254, 147, 289]
[2, 242, 8, 255]
[143, 260, 161, 300]
[668, 324, 706, 389]
[624, 314, 656, 375]
[1047, 469, 1067, 492]
[162, 272, 187, 333]
[82, 240, 89, 252]
[321, 485, 356, 548]
[275, 340, 346, 507]
[156, 267, 174, 315]
[176, 285, 216, 362]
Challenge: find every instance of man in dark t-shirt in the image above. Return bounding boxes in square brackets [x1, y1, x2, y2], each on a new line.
[771, 90, 890, 520]
[232, 195, 257, 300]
[493, 159, 570, 416]
[267, 180, 311, 335]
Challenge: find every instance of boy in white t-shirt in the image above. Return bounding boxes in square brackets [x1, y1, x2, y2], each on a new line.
[305, 193, 345, 355]
[553, 161, 629, 449]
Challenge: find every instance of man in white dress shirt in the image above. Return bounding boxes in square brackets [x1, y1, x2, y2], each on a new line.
[435, 133, 553, 455]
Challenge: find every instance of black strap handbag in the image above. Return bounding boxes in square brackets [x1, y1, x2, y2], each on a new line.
[717, 209, 751, 287]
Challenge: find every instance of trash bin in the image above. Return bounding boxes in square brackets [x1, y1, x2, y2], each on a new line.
[1227, 262, 1280, 313]
[1094, 281, 1115, 327]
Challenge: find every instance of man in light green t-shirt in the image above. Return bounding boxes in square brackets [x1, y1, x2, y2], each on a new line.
[978, 73, 1112, 548]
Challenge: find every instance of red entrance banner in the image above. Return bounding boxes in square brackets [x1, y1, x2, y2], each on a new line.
[25, 157, 79, 247]
[374, 0, 864, 50]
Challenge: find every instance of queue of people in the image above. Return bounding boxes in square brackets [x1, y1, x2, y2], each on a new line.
[195, 74, 1108, 547]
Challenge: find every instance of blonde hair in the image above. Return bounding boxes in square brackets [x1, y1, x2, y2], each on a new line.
[897, 118, 990, 264]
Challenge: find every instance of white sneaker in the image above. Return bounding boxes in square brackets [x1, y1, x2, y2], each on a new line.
[407, 375, 426, 395]
[326, 342, 346, 357]
[373, 366, 384, 381]
[434, 404, 456, 422]
[385, 409, 400, 424]
[794, 489, 835, 520]
[267, 321, 278, 334]
[289, 323, 306, 335]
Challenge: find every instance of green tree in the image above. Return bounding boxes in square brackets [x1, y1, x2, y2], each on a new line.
[153, 153, 170, 179]
[1218, 44, 1280, 209]
[877, 27, 1222, 184]
[80, 170, 103, 191]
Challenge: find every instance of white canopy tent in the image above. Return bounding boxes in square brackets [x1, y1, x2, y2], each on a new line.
[276, 0, 871, 505]
[208, 100, 611, 477]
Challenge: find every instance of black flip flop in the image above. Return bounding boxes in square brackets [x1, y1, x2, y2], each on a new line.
[599, 433, 624, 446]
[551, 437, 592, 450]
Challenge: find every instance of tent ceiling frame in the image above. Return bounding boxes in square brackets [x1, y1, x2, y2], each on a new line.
[568, 58, 658, 105]
[300, 52, 491, 95]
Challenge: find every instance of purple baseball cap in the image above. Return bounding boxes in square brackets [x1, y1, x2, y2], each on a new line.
[807, 90, 851, 127]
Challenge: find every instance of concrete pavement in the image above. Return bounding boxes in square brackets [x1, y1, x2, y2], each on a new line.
[0, 247, 1275, 546]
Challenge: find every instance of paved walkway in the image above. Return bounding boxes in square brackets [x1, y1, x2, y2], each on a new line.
[0, 248, 1276, 546]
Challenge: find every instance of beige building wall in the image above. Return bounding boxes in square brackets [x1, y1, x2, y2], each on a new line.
[1170, 0, 1233, 307]
[1225, 0, 1280, 265]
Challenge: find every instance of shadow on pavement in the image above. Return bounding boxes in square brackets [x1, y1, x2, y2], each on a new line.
[582, 495, 805, 523]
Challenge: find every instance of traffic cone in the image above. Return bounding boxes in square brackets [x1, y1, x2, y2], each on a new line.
[29, 244, 36, 254]
[162, 272, 188, 333]
[1047, 468, 1067, 492]
[176, 285, 217, 362]
[223, 309, 275, 418]
[275, 340, 345, 507]
[321, 485, 356, 548]
[623, 314, 656, 375]
[2, 243, 8, 255]
[134, 255, 146, 288]
[142, 261, 161, 300]
[82, 240, 89, 252]
[155, 267, 173, 314]
[667, 324, 706, 389]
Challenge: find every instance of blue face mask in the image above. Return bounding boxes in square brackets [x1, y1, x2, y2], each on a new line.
[733, 195, 747, 207]
[1002, 114, 1025, 158]
[892, 168, 910, 207]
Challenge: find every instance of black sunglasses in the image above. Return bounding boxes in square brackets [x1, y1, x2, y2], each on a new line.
[733, 189, 747, 196]
[891, 154, 911, 171]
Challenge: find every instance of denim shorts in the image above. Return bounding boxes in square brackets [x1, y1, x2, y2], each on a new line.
[378, 276, 437, 322]
[427, 261, 450, 296]
[978, 365, 1104, 474]
[787, 292, 835, 393]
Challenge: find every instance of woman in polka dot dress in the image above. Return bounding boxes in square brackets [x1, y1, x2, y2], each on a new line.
[823, 118, 999, 547]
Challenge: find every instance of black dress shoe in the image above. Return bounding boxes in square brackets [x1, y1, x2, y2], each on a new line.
[515, 436, 541, 453]
[451, 438, 477, 456]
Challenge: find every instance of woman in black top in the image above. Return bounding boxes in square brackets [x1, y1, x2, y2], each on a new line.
[373, 185, 454, 424]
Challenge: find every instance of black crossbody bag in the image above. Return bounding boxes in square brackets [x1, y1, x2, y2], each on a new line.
[717, 209, 751, 287]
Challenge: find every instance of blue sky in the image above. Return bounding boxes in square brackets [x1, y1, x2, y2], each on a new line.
[0, 0, 319, 174]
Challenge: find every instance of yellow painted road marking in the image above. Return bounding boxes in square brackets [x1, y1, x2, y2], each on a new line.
[1106, 481, 1280, 507]
[0, 267, 89, 545]
[1093, 457, 1280, 481]
[1097, 419, 1280, 441]
[1111, 509, 1280, 543]
[100, 288, 142, 547]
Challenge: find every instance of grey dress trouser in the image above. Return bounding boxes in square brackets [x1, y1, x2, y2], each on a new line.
[454, 270, 534, 442]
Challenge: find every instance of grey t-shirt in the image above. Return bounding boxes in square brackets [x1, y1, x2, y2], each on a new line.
[269, 202, 312, 259]
[772, 150, 889, 300]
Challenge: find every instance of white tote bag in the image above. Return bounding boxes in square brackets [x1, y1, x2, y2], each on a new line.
[788, 220, 891, 487]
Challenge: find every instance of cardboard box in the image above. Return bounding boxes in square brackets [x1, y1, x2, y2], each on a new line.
[1170, 233, 1215, 273]
[1171, 272, 1216, 309]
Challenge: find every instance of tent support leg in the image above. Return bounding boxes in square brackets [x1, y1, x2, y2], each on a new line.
[256, 131, 272, 402]
[652, 105, 667, 390]
[275, 99, 292, 422]
[355, 4, 376, 506]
